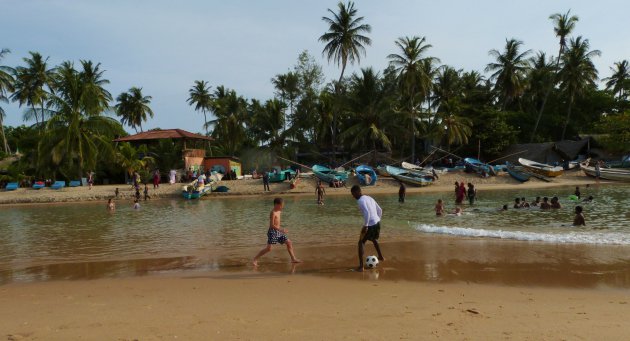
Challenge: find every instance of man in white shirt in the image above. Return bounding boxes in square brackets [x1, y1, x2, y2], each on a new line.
[351, 185, 384, 271]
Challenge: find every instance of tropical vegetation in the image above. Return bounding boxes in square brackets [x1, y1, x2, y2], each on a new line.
[1, 2, 629, 183]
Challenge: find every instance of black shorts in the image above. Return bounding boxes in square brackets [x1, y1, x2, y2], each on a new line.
[361, 222, 381, 242]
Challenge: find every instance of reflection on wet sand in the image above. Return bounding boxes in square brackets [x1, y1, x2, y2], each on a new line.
[3, 239, 630, 288]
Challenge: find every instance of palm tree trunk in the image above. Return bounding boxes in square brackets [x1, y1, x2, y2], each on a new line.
[332, 61, 347, 164]
[203, 110, 208, 135]
[0, 115, 10, 154]
[31, 104, 40, 130]
[561, 93, 574, 140]
[530, 45, 563, 142]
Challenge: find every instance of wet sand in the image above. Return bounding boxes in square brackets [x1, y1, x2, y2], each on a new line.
[4, 238, 630, 288]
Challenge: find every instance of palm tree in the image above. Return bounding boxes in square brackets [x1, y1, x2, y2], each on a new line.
[187, 80, 212, 135]
[10, 52, 56, 129]
[115, 87, 154, 133]
[604, 60, 629, 100]
[387, 36, 438, 162]
[558, 36, 600, 140]
[39, 61, 120, 179]
[116, 142, 155, 181]
[271, 72, 299, 131]
[319, 1, 371, 161]
[526, 52, 555, 116]
[207, 86, 250, 156]
[0, 48, 15, 154]
[531, 10, 579, 141]
[340, 68, 396, 154]
[485, 39, 531, 110]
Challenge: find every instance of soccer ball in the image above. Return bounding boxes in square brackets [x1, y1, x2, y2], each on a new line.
[365, 255, 379, 268]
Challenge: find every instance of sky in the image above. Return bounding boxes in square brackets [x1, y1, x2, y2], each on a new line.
[2, 0, 629, 133]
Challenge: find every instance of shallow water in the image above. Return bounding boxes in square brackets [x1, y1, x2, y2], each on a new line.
[1, 184, 629, 285]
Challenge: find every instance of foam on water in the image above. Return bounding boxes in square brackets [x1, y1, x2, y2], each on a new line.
[413, 223, 630, 245]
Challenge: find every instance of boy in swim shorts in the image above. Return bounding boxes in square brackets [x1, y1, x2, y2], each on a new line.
[252, 198, 301, 266]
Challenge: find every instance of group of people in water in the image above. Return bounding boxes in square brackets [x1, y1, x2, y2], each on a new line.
[432, 183, 591, 226]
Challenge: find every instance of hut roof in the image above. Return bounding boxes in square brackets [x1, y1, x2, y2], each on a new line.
[113, 129, 213, 142]
[498, 138, 590, 164]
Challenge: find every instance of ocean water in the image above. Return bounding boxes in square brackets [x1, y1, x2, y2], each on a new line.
[0, 184, 628, 284]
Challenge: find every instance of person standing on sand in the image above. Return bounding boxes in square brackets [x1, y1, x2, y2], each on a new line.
[351, 185, 384, 272]
[153, 169, 160, 189]
[252, 198, 301, 266]
[115, 188, 119, 198]
[398, 181, 406, 203]
[262, 172, 270, 192]
[87, 171, 94, 190]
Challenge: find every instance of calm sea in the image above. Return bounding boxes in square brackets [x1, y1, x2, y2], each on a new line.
[1, 184, 629, 284]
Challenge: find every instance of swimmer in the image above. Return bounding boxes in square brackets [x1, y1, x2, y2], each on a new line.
[531, 196, 541, 207]
[520, 197, 530, 208]
[573, 206, 585, 226]
[435, 199, 445, 216]
[451, 207, 463, 216]
[107, 198, 115, 211]
[540, 197, 551, 210]
[551, 196, 562, 209]
[582, 195, 594, 203]
[500, 204, 508, 211]
[513, 198, 521, 209]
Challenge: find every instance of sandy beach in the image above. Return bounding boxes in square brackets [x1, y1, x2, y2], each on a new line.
[0, 170, 604, 205]
[1, 272, 629, 340]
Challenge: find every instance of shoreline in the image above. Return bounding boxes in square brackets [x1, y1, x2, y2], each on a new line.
[0, 170, 608, 205]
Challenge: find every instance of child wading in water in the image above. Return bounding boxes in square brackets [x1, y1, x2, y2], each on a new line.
[253, 198, 301, 266]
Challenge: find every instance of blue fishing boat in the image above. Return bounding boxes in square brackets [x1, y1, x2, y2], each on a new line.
[385, 165, 433, 187]
[312, 165, 348, 184]
[267, 168, 297, 183]
[355, 165, 377, 186]
[505, 162, 531, 182]
[464, 158, 496, 175]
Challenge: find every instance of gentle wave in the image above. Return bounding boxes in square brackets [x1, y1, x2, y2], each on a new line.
[413, 223, 630, 245]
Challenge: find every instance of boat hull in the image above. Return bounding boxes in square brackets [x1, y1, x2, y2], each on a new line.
[518, 158, 564, 177]
[581, 164, 630, 181]
[390, 173, 432, 186]
[505, 165, 531, 182]
[312, 165, 348, 184]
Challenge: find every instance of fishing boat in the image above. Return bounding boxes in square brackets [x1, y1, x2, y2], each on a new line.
[581, 161, 630, 182]
[385, 165, 433, 187]
[464, 158, 496, 175]
[182, 182, 213, 199]
[376, 165, 391, 177]
[312, 165, 349, 184]
[355, 165, 377, 186]
[181, 172, 223, 199]
[505, 162, 531, 182]
[518, 158, 564, 177]
[267, 168, 297, 183]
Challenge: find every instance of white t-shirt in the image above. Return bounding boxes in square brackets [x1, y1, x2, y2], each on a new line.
[357, 195, 382, 227]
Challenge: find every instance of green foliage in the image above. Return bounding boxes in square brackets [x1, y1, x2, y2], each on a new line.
[596, 112, 630, 153]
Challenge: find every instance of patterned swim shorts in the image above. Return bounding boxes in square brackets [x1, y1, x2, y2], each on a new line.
[267, 228, 288, 245]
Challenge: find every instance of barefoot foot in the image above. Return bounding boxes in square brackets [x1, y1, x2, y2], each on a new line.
[252, 259, 258, 267]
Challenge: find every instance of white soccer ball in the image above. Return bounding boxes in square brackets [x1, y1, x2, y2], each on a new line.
[365, 255, 379, 268]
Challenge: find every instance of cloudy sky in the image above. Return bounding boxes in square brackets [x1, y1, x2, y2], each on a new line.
[2, 0, 628, 133]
